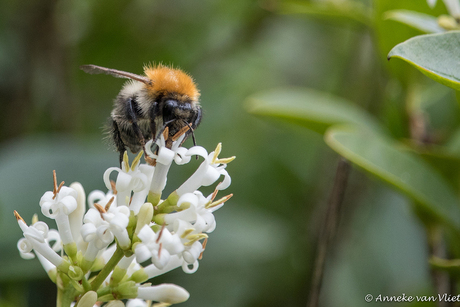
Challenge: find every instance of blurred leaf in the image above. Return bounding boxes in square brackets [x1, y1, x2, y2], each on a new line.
[279, 0, 372, 27]
[325, 126, 460, 230]
[245, 87, 382, 134]
[388, 31, 460, 91]
[374, 0, 445, 85]
[384, 10, 445, 34]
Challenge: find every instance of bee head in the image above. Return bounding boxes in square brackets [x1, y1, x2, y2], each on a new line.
[144, 64, 200, 102]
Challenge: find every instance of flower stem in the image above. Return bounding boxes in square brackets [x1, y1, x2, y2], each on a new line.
[91, 246, 124, 291]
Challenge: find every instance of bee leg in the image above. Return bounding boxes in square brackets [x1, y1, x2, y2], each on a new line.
[112, 119, 126, 165]
[127, 98, 146, 153]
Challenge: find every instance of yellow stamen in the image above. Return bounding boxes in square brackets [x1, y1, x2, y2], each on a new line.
[212, 143, 222, 164]
[206, 194, 233, 209]
[180, 228, 194, 239]
[31, 214, 39, 225]
[184, 233, 208, 246]
[123, 151, 129, 171]
[215, 156, 236, 164]
[131, 151, 144, 171]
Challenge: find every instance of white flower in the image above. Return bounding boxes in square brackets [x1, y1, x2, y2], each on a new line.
[135, 225, 184, 269]
[15, 212, 65, 269]
[147, 133, 188, 196]
[104, 152, 154, 213]
[176, 143, 233, 196]
[164, 191, 230, 233]
[39, 182, 78, 245]
[81, 204, 130, 261]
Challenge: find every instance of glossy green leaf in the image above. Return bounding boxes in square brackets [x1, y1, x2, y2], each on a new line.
[325, 126, 460, 230]
[384, 10, 445, 34]
[245, 87, 381, 134]
[388, 31, 460, 91]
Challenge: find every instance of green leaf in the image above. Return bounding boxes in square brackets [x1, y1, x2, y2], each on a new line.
[388, 31, 460, 91]
[384, 10, 445, 34]
[325, 126, 460, 230]
[279, 0, 372, 27]
[245, 87, 382, 134]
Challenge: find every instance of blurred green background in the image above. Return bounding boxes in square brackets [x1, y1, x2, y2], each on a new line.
[0, 0, 457, 306]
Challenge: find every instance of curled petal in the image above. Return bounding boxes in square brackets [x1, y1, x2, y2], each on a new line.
[47, 229, 62, 252]
[103, 167, 122, 190]
[174, 147, 191, 165]
[182, 260, 199, 274]
[183, 241, 203, 264]
[177, 193, 199, 209]
[18, 238, 34, 255]
[59, 195, 78, 215]
[216, 169, 231, 190]
[88, 190, 107, 208]
[81, 223, 97, 242]
[185, 146, 208, 158]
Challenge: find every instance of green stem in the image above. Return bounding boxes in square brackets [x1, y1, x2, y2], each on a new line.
[91, 246, 124, 291]
[57, 284, 77, 307]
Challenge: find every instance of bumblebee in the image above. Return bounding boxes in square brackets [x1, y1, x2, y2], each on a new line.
[80, 64, 202, 164]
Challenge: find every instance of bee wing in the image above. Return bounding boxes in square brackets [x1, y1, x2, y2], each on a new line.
[80, 64, 151, 84]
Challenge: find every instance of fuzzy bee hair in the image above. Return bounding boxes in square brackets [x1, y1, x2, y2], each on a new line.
[81, 63, 202, 164]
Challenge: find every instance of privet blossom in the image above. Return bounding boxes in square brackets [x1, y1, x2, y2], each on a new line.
[14, 130, 234, 307]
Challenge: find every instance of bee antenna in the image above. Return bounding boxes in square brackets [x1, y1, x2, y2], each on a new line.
[181, 120, 198, 160]
[181, 120, 197, 147]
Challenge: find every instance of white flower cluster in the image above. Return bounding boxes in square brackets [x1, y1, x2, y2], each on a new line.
[15, 132, 234, 307]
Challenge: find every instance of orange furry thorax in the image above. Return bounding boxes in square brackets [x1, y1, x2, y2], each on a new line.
[143, 64, 200, 101]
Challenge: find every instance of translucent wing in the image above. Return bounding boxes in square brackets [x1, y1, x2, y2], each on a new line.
[80, 64, 151, 84]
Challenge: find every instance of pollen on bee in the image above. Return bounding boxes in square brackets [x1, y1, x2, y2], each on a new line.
[143, 64, 200, 101]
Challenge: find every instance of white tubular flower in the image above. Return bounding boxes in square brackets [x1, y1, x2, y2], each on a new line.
[69, 182, 85, 250]
[164, 192, 218, 233]
[103, 152, 154, 213]
[81, 205, 131, 260]
[147, 133, 187, 196]
[136, 284, 190, 304]
[15, 213, 65, 269]
[81, 208, 114, 261]
[88, 189, 116, 209]
[135, 225, 184, 269]
[39, 186, 78, 246]
[176, 143, 233, 196]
